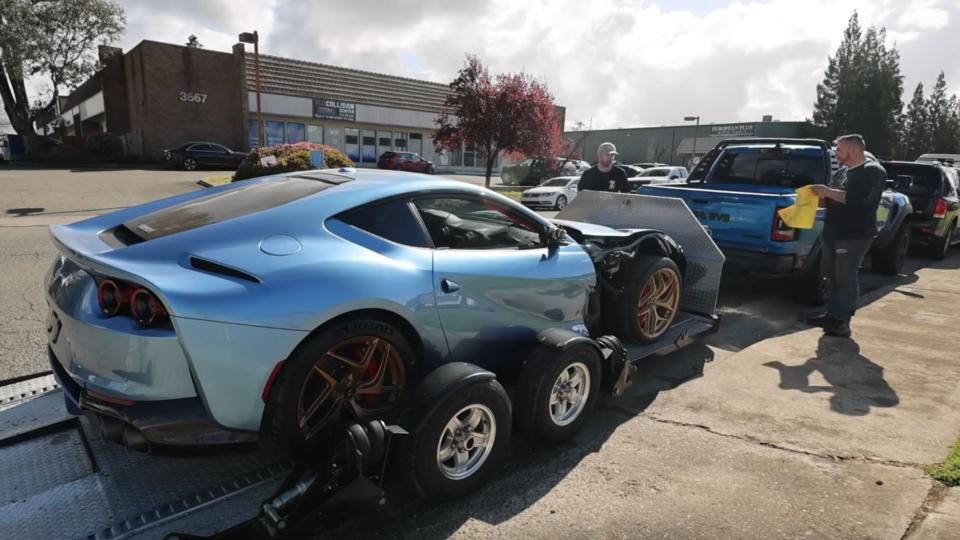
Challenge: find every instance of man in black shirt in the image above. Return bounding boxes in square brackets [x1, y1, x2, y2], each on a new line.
[807, 134, 885, 337]
[578, 142, 631, 193]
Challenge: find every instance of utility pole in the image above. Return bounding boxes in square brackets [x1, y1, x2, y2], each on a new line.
[239, 31, 264, 147]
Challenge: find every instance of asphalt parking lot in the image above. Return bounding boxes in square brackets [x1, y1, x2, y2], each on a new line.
[1, 166, 958, 539]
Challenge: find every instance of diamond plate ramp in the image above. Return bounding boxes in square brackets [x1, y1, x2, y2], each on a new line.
[557, 191, 724, 315]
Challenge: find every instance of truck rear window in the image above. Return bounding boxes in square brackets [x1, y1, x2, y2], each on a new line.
[883, 163, 944, 197]
[711, 147, 827, 188]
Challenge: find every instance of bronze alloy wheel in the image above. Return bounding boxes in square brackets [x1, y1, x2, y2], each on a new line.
[636, 267, 681, 340]
[297, 336, 406, 440]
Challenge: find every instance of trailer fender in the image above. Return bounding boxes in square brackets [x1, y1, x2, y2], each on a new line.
[534, 329, 634, 396]
[402, 362, 499, 434]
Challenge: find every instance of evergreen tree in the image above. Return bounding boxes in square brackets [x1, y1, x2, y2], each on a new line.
[927, 71, 958, 153]
[902, 83, 929, 160]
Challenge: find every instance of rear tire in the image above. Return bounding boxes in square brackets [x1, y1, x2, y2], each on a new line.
[927, 223, 954, 260]
[399, 379, 511, 500]
[265, 317, 413, 454]
[872, 224, 910, 275]
[514, 343, 601, 445]
[613, 255, 682, 344]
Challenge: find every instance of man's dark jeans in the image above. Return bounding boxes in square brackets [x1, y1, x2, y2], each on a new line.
[822, 238, 874, 322]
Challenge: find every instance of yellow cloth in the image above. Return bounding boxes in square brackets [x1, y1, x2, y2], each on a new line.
[777, 185, 818, 229]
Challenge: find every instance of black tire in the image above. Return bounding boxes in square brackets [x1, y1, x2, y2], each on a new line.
[927, 222, 954, 260]
[513, 343, 601, 445]
[182, 157, 198, 171]
[554, 195, 567, 210]
[797, 256, 827, 306]
[613, 255, 682, 344]
[399, 379, 511, 500]
[265, 317, 414, 453]
[872, 224, 910, 275]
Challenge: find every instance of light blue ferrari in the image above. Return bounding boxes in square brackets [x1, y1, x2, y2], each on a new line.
[45, 168, 687, 451]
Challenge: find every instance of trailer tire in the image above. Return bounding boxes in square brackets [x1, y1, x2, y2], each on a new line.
[399, 379, 510, 500]
[514, 342, 601, 445]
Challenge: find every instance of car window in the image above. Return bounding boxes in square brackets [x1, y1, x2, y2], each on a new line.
[209, 144, 229, 153]
[640, 169, 670, 177]
[339, 199, 431, 248]
[713, 147, 827, 187]
[884, 164, 945, 197]
[413, 197, 544, 250]
[187, 144, 212, 152]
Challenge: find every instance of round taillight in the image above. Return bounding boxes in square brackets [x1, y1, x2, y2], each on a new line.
[97, 280, 126, 316]
[130, 288, 168, 327]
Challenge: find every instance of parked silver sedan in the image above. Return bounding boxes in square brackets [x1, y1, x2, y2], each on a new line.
[520, 176, 580, 210]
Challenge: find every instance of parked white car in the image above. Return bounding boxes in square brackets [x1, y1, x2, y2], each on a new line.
[628, 166, 689, 190]
[561, 159, 591, 176]
[520, 176, 579, 210]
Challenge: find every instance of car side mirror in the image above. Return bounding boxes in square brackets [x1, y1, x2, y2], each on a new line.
[543, 226, 566, 250]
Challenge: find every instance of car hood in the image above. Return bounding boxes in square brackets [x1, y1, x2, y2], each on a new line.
[551, 219, 656, 240]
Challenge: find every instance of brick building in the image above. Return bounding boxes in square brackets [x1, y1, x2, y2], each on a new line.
[44, 40, 565, 173]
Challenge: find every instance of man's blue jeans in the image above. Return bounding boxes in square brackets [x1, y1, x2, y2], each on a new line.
[822, 238, 874, 322]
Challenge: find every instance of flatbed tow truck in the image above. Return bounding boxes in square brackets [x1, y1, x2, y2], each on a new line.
[0, 192, 723, 539]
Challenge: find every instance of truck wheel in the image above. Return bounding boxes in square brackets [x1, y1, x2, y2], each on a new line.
[614, 255, 682, 344]
[265, 317, 412, 453]
[797, 258, 827, 306]
[872, 224, 910, 275]
[926, 223, 954, 260]
[399, 379, 511, 500]
[514, 342, 601, 445]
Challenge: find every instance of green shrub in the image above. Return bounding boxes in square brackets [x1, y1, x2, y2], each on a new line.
[233, 143, 353, 181]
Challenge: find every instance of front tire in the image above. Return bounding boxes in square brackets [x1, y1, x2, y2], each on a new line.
[554, 195, 567, 210]
[872, 224, 910, 275]
[399, 379, 511, 500]
[265, 317, 413, 453]
[426, 164, 435, 175]
[182, 157, 198, 171]
[613, 255, 682, 343]
[514, 343, 601, 445]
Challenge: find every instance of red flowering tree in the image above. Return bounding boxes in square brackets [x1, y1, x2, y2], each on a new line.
[434, 55, 564, 187]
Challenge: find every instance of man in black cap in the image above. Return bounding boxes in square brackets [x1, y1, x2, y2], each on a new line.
[578, 142, 631, 193]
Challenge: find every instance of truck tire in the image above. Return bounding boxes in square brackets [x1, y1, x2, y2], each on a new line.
[399, 379, 511, 500]
[513, 342, 601, 445]
[796, 258, 827, 306]
[926, 222, 954, 260]
[872, 224, 910, 275]
[614, 256, 682, 344]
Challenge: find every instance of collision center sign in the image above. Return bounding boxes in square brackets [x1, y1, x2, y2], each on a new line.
[313, 98, 356, 122]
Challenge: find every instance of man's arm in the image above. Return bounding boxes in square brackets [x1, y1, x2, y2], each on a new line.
[616, 168, 631, 193]
[809, 184, 846, 203]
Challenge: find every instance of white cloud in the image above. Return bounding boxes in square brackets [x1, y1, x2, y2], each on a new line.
[21, 0, 960, 131]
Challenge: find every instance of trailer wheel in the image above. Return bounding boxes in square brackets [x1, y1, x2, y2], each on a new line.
[614, 255, 682, 343]
[514, 342, 601, 445]
[399, 379, 511, 500]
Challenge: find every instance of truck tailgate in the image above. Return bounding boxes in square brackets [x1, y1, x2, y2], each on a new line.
[639, 184, 796, 250]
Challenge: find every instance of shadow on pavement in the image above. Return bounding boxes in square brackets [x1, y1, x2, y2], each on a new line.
[314, 344, 714, 539]
[763, 335, 899, 416]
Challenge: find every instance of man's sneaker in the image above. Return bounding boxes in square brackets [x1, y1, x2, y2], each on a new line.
[823, 320, 851, 337]
[806, 314, 836, 328]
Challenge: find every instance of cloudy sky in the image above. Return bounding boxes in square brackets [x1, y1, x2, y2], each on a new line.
[9, 0, 960, 132]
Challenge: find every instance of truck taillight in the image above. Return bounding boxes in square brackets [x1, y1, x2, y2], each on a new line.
[772, 213, 796, 241]
[933, 198, 948, 219]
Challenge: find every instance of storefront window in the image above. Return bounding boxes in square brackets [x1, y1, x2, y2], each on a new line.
[247, 119, 260, 150]
[326, 126, 342, 150]
[307, 125, 323, 143]
[449, 146, 462, 167]
[463, 144, 476, 167]
[266, 121, 285, 147]
[394, 132, 408, 151]
[286, 123, 306, 144]
[409, 133, 423, 155]
[362, 129, 376, 163]
[345, 128, 360, 162]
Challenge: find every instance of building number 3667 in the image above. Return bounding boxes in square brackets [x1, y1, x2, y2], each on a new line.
[178, 92, 208, 103]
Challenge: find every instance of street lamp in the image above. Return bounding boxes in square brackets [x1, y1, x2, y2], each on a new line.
[684, 115, 700, 165]
[239, 31, 263, 148]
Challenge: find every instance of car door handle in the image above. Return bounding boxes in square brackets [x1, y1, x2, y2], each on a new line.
[440, 279, 461, 293]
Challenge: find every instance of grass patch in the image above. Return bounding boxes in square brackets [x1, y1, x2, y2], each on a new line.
[926, 438, 960, 486]
[200, 175, 232, 187]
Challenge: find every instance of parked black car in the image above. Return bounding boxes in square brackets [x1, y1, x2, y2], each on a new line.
[162, 142, 248, 171]
[882, 160, 960, 259]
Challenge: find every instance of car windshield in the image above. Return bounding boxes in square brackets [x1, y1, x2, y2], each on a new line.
[711, 146, 826, 187]
[639, 169, 670, 177]
[541, 178, 570, 187]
